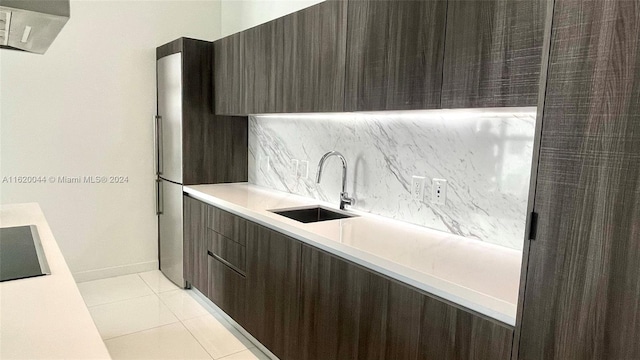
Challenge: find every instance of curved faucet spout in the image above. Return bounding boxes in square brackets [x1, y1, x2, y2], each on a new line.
[316, 151, 354, 210]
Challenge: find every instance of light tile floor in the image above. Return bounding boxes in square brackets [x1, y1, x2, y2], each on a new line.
[78, 270, 269, 360]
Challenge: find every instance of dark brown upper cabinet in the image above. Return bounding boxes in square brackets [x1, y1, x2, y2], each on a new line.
[157, 38, 248, 185]
[214, 32, 245, 115]
[344, 0, 447, 111]
[441, 0, 545, 108]
[282, 0, 348, 113]
[243, 19, 285, 114]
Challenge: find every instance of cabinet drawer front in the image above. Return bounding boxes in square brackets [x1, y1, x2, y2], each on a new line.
[208, 230, 246, 273]
[206, 206, 247, 245]
[207, 254, 247, 326]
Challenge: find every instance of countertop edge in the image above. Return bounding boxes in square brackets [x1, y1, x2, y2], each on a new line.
[0, 203, 111, 359]
[184, 186, 517, 327]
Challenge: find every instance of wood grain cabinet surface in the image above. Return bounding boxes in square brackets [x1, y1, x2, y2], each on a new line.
[441, 0, 545, 108]
[214, 33, 245, 115]
[183, 195, 208, 293]
[207, 253, 247, 327]
[516, 0, 640, 358]
[282, 0, 348, 113]
[299, 244, 513, 360]
[206, 205, 247, 245]
[245, 222, 302, 360]
[157, 38, 248, 185]
[243, 19, 285, 114]
[344, 0, 447, 111]
[185, 198, 514, 360]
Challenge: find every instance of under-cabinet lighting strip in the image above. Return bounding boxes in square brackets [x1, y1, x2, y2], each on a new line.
[253, 107, 537, 121]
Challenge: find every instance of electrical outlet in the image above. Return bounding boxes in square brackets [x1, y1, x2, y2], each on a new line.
[411, 176, 426, 200]
[298, 160, 309, 179]
[432, 178, 447, 205]
[290, 159, 299, 177]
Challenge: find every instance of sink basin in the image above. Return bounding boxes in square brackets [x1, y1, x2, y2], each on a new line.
[270, 206, 356, 223]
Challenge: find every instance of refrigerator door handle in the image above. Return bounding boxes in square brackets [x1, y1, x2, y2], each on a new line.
[154, 115, 163, 175]
[156, 179, 163, 215]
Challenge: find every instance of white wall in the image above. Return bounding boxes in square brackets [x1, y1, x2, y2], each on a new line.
[220, 0, 324, 37]
[0, 0, 221, 281]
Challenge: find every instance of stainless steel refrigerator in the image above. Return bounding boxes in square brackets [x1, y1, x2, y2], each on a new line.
[155, 51, 186, 288]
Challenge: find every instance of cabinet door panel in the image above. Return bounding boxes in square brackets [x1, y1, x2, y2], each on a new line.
[214, 33, 245, 115]
[202, 115, 248, 184]
[345, 0, 446, 111]
[300, 244, 513, 360]
[418, 296, 512, 359]
[384, 281, 423, 359]
[441, 0, 545, 108]
[298, 245, 389, 359]
[517, 0, 640, 358]
[245, 222, 301, 359]
[183, 195, 207, 292]
[282, 0, 347, 112]
[243, 19, 284, 113]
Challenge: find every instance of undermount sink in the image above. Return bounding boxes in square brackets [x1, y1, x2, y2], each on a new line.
[270, 205, 357, 223]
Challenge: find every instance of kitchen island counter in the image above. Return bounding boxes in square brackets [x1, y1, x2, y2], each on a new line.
[185, 183, 521, 326]
[0, 203, 110, 359]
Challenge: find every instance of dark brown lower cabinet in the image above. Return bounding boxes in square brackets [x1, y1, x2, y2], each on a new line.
[185, 197, 514, 359]
[418, 296, 512, 359]
[298, 245, 388, 359]
[207, 253, 247, 327]
[299, 244, 513, 360]
[244, 222, 302, 360]
[183, 195, 207, 292]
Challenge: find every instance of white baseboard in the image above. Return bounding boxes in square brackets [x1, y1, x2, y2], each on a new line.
[73, 260, 159, 283]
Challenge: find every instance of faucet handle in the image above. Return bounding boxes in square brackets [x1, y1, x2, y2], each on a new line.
[340, 192, 355, 210]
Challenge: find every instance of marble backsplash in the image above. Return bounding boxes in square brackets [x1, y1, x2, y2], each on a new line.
[248, 108, 536, 250]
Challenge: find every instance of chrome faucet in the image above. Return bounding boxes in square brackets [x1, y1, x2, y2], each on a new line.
[316, 151, 355, 210]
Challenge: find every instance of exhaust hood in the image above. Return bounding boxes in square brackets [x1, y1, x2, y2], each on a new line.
[0, 0, 69, 54]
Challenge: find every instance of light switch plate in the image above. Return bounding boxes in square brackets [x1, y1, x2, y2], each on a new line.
[290, 159, 299, 177]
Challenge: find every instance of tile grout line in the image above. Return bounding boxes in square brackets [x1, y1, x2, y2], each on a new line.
[100, 319, 181, 342]
[85, 291, 158, 309]
[83, 272, 260, 359]
[177, 291, 256, 360]
[180, 315, 229, 360]
[156, 290, 210, 322]
[216, 347, 259, 360]
[136, 271, 182, 294]
[79, 273, 156, 307]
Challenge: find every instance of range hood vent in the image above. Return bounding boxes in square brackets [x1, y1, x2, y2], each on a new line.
[0, 0, 69, 54]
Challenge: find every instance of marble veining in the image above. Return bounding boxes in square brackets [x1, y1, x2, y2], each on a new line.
[248, 108, 536, 250]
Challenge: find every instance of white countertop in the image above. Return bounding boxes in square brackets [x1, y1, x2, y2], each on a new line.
[185, 183, 522, 326]
[0, 203, 111, 360]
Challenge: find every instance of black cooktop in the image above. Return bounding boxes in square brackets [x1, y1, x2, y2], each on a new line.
[0, 225, 50, 282]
